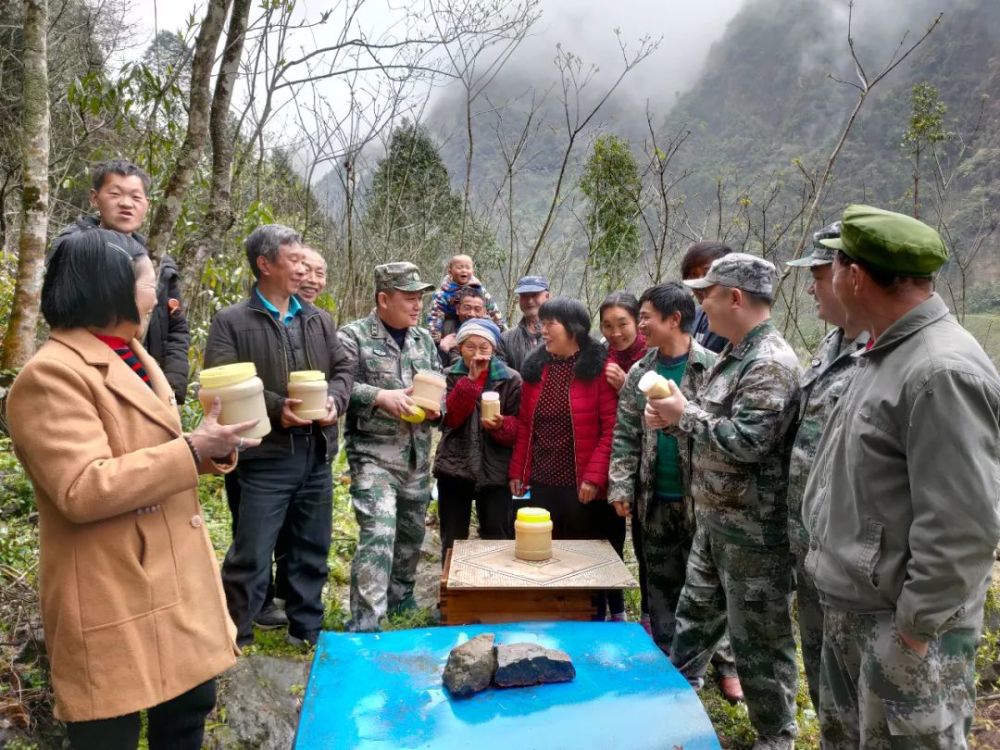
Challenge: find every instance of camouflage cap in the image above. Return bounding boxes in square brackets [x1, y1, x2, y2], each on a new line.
[786, 222, 841, 267]
[819, 204, 948, 276]
[374, 261, 435, 293]
[683, 252, 776, 296]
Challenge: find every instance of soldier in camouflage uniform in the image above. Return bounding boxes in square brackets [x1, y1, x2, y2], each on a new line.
[339, 262, 442, 632]
[784, 223, 869, 711]
[804, 206, 1000, 748]
[647, 254, 801, 749]
[607, 282, 741, 701]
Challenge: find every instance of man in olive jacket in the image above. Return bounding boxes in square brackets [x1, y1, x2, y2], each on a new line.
[803, 205, 1000, 748]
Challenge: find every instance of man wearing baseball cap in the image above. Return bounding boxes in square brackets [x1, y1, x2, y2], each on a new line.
[339, 262, 443, 631]
[501, 275, 550, 371]
[783, 222, 870, 712]
[646, 252, 802, 747]
[803, 205, 1000, 747]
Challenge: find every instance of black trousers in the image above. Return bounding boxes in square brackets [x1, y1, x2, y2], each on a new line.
[437, 474, 513, 559]
[222, 435, 332, 644]
[225, 471, 290, 604]
[529, 484, 626, 617]
[66, 679, 216, 750]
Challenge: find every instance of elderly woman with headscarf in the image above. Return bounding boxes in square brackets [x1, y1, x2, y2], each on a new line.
[433, 318, 521, 557]
[6, 228, 258, 750]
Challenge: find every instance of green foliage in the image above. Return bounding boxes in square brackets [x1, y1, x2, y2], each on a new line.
[580, 134, 642, 296]
[363, 120, 498, 280]
[901, 82, 951, 154]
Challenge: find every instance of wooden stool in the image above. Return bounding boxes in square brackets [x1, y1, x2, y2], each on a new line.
[439, 539, 636, 625]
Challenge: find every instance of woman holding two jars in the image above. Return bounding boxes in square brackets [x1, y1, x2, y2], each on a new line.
[6, 229, 257, 749]
[433, 319, 521, 558]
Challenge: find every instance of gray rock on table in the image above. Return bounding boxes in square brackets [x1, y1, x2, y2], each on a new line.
[493, 642, 576, 687]
[442, 633, 497, 698]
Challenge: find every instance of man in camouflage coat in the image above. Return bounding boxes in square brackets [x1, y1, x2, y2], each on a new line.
[784, 223, 869, 711]
[607, 281, 742, 702]
[339, 262, 442, 632]
[804, 206, 1000, 748]
[647, 254, 801, 749]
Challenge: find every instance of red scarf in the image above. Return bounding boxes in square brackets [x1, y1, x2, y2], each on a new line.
[608, 332, 648, 372]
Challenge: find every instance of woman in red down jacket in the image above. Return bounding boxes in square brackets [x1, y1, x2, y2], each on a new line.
[508, 298, 621, 618]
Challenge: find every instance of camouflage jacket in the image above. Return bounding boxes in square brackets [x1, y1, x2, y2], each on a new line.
[608, 340, 717, 530]
[676, 320, 801, 547]
[338, 311, 442, 470]
[786, 327, 868, 552]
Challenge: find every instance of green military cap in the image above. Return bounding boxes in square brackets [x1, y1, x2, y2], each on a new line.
[374, 261, 435, 293]
[786, 221, 841, 267]
[684, 252, 776, 296]
[819, 204, 948, 276]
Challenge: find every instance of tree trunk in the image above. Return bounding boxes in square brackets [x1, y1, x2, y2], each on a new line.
[145, 0, 232, 265]
[179, 0, 251, 299]
[1, 0, 49, 369]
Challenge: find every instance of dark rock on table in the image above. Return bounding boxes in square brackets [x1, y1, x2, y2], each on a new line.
[493, 642, 575, 687]
[443, 633, 497, 697]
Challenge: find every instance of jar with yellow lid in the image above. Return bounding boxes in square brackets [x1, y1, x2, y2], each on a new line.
[198, 363, 271, 439]
[411, 371, 446, 411]
[514, 506, 553, 561]
[288, 370, 328, 420]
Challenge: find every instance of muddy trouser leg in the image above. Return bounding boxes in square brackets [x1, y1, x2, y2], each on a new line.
[820, 607, 976, 749]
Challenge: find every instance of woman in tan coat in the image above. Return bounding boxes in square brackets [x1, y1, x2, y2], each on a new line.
[7, 229, 259, 749]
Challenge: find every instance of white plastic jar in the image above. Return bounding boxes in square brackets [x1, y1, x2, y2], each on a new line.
[198, 363, 271, 439]
[288, 370, 328, 420]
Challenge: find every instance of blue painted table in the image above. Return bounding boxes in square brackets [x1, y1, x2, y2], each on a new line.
[295, 621, 721, 750]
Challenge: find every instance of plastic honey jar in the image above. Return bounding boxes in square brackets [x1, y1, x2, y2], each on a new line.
[514, 506, 553, 561]
[638, 370, 676, 399]
[411, 371, 446, 411]
[198, 363, 271, 439]
[288, 370, 328, 420]
[481, 391, 501, 420]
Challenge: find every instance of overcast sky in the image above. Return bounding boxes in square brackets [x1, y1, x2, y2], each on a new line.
[118, 0, 745, 93]
[113, 0, 746, 178]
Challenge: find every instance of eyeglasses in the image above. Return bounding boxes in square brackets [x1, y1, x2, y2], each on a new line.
[460, 343, 493, 355]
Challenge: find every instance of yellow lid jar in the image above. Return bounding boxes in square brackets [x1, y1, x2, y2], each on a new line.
[411, 370, 447, 411]
[288, 370, 328, 420]
[198, 363, 271, 439]
[514, 506, 553, 561]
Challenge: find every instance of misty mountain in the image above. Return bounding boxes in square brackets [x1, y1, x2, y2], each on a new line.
[316, 0, 1000, 300]
[663, 0, 1000, 232]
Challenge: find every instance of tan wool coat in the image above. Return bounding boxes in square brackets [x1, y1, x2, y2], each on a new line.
[6, 328, 238, 722]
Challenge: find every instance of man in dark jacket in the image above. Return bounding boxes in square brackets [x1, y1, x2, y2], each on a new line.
[204, 224, 353, 647]
[52, 160, 191, 405]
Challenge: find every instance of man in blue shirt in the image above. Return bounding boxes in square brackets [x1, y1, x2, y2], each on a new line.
[205, 225, 353, 647]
